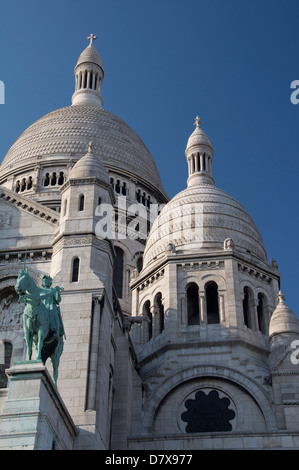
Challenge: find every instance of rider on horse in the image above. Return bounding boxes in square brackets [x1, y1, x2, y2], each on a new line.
[40, 275, 65, 340]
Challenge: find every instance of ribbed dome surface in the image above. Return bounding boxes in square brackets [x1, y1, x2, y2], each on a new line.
[143, 183, 267, 267]
[76, 44, 103, 69]
[186, 125, 212, 152]
[70, 146, 109, 183]
[269, 293, 299, 339]
[0, 105, 165, 194]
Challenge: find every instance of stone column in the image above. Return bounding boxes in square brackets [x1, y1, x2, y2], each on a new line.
[92, 72, 97, 90]
[252, 298, 259, 331]
[218, 290, 225, 324]
[200, 154, 204, 172]
[199, 292, 207, 323]
[194, 154, 199, 172]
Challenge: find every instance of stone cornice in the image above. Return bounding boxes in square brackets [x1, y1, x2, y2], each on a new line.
[131, 250, 279, 290]
[0, 185, 59, 226]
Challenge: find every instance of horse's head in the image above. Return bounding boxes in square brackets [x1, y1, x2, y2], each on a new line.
[15, 269, 29, 296]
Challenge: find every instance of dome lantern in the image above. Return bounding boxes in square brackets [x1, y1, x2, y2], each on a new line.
[185, 116, 214, 187]
[72, 34, 104, 107]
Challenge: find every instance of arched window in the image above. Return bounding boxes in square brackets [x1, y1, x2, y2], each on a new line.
[206, 282, 220, 324]
[187, 283, 199, 325]
[257, 293, 266, 334]
[143, 300, 152, 341]
[44, 173, 50, 186]
[58, 171, 64, 185]
[79, 194, 85, 211]
[27, 176, 33, 190]
[115, 180, 121, 194]
[113, 247, 124, 299]
[72, 257, 80, 282]
[15, 180, 20, 193]
[137, 256, 143, 273]
[154, 292, 164, 335]
[51, 172, 57, 186]
[0, 341, 13, 388]
[243, 286, 253, 329]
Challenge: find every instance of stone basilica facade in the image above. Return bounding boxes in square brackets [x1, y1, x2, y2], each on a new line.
[0, 36, 299, 450]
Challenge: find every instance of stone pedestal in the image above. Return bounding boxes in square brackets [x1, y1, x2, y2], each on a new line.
[0, 361, 77, 450]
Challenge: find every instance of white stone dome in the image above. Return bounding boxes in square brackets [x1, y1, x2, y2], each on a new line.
[185, 119, 212, 152]
[269, 292, 299, 339]
[142, 183, 267, 268]
[69, 141, 109, 183]
[76, 44, 104, 70]
[0, 104, 166, 197]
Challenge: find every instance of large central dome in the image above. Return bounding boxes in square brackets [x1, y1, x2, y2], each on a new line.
[0, 104, 164, 193]
[0, 37, 167, 202]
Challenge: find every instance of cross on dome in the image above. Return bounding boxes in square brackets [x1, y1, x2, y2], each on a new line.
[194, 116, 202, 128]
[277, 291, 286, 304]
[87, 33, 97, 45]
[87, 141, 94, 153]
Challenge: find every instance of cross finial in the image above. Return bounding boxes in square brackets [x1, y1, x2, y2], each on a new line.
[194, 116, 202, 128]
[277, 290, 286, 304]
[87, 141, 94, 153]
[87, 33, 97, 46]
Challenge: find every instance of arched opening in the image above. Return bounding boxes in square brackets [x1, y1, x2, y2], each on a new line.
[243, 286, 254, 329]
[154, 292, 164, 336]
[187, 283, 199, 325]
[206, 282, 220, 324]
[27, 176, 33, 190]
[115, 180, 121, 194]
[71, 257, 80, 283]
[89, 71, 93, 89]
[51, 172, 57, 186]
[137, 256, 143, 273]
[44, 173, 50, 186]
[257, 293, 267, 334]
[143, 300, 152, 341]
[58, 171, 64, 185]
[113, 247, 124, 299]
[79, 194, 85, 212]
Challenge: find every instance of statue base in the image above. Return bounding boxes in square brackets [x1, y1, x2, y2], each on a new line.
[0, 361, 76, 450]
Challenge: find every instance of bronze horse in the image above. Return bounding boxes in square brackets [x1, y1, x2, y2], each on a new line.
[15, 270, 64, 386]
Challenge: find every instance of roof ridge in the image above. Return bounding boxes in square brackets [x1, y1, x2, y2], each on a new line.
[0, 185, 59, 226]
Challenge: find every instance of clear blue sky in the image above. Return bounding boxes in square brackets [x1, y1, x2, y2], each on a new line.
[0, 0, 298, 311]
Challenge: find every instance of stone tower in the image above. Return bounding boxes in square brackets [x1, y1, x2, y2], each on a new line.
[129, 118, 293, 449]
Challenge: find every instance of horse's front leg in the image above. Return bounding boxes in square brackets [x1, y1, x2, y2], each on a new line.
[26, 335, 33, 360]
[36, 330, 45, 362]
[24, 320, 33, 360]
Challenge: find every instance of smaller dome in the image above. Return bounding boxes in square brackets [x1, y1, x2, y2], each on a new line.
[76, 44, 104, 71]
[185, 116, 213, 155]
[269, 292, 299, 339]
[70, 141, 109, 183]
